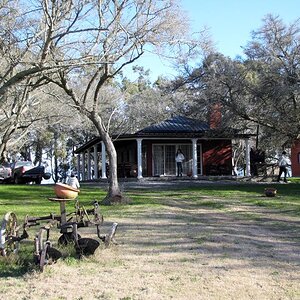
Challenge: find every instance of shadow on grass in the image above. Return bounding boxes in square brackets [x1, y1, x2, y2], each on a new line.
[114, 193, 300, 271]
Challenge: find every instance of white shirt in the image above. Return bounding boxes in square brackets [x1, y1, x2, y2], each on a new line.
[279, 155, 290, 167]
[175, 153, 185, 163]
[67, 176, 80, 189]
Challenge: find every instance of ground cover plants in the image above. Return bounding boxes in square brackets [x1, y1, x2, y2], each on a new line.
[0, 182, 299, 299]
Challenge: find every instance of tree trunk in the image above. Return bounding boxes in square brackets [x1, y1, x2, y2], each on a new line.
[0, 124, 17, 162]
[92, 115, 127, 205]
[103, 135, 123, 205]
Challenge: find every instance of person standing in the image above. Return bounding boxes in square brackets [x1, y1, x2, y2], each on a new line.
[175, 149, 185, 177]
[277, 151, 290, 183]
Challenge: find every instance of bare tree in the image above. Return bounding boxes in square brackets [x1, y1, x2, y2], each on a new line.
[0, 0, 195, 203]
[0, 0, 107, 97]
[0, 0, 104, 161]
[33, 0, 190, 204]
[0, 79, 44, 162]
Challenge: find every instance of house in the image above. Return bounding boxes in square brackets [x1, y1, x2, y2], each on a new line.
[291, 140, 300, 176]
[74, 116, 253, 180]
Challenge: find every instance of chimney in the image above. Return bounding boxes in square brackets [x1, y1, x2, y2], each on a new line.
[209, 103, 222, 129]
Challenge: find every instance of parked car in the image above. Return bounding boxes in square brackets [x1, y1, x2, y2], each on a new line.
[11, 161, 47, 184]
[0, 162, 12, 182]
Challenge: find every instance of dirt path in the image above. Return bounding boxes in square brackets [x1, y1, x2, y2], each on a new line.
[0, 194, 299, 300]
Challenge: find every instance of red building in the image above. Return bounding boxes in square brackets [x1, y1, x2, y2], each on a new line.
[291, 140, 300, 177]
[75, 116, 252, 180]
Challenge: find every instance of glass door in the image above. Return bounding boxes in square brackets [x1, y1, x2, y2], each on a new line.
[153, 145, 176, 176]
[165, 145, 176, 175]
[152, 144, 200, 176]
[153, 145, 164, 176]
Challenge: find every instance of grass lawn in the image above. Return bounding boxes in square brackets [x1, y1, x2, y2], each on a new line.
[0, 182, 299, 218]
[0, 181, 299, 299]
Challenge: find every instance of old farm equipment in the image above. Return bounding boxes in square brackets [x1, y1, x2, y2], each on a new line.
[0, 185, 118, 271]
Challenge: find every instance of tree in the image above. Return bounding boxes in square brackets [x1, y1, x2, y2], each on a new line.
[34, 0, 191, 204]
[243, 15, 300, 142]
[173, 15, 300, 159]
[0, 80, 49, 162]
[0, 0, 203, 202]
[0, 0, 105, 162]
[119, 68, 178, 132]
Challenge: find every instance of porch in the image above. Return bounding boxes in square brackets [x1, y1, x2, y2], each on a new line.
[75, 137, 251, 181]
[74, 116, 252, 181]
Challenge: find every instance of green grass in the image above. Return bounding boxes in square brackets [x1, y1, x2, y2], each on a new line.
[0, 182, 299, 223]
[0, 184, 108, 218]
[0, 182, 299, 276]
[288, 177, 300, 183]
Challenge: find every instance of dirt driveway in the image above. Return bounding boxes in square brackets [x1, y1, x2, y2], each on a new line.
[0, 181, 299, 299]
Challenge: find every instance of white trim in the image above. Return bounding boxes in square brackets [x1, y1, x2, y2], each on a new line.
[82, 152, 86, 181]
[77, 155, 80, 180]
[101, 141, 107, 179]
[245, 139, 251, 176]
[87, 149, 91, 180]
[192, 138, 198, 178]
[93, 145, 98, 179]
[137, 139, 143, 179]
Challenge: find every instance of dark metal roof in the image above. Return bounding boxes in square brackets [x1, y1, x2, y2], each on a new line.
[136, 116, 209, 134]
[74, 116, 254, 154]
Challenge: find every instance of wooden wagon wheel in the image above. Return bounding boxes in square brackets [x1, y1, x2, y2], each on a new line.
[0, 212, 20, 256]
[35, 225, 62, 272]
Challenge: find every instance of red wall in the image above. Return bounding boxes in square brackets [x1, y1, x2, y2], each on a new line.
[202, 140, 232, 175]
[291, 140, 300, 177]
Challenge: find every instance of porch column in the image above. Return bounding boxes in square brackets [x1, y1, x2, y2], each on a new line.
[137, 138, 143, 179]
[245, 138, 251, 176]
[82, 152, 86, 181]
[93, 145, 98, 179]
[192, 138, 198, 178]
[101, 141, 107, 179]
[77, 154, 81, 180]
[87, 149, 91, 180]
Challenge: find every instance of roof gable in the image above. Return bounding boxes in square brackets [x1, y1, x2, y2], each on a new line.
[136, 116, 209, 134]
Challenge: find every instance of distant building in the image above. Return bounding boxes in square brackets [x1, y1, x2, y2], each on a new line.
[74, 116, 253, 180]
[291, 140, 300, 177]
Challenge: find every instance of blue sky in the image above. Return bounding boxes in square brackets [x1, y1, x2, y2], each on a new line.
[125, 0, 300, 81]
[183, 0, 300, 58]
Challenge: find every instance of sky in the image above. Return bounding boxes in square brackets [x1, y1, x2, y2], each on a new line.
[126, 0, 300, 81]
